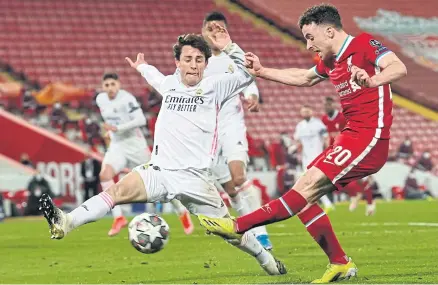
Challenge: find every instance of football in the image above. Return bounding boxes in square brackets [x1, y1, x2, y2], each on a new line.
[128, 213, 170, 254]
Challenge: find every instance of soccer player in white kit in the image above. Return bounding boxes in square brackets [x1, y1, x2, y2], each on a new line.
[96, 74, 192, 236]
[293, 105, 334, 211]
[39, 29, 286, 275]
[201, 12, 273, 250]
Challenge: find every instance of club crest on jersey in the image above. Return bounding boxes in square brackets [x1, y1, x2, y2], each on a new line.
[196, 89, 203, 96]
[228, 64, 234, 74]
[369, 39, 382, 47]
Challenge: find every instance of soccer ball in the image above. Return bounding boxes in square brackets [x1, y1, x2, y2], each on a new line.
[128, 213, 170, 254]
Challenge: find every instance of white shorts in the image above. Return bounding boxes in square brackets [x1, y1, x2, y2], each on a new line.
[134, 165, 229, 218]
[220, 127, 249, 164]
[211, 156, 232, 185]
[103, 140, 151, 173]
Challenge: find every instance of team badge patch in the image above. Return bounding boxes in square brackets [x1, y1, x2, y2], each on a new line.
[369, 39, 382, 47]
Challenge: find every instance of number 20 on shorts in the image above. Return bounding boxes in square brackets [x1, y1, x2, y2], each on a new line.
[324, 146, 352, 166]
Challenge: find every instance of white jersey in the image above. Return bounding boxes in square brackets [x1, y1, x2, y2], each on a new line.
[136, 43, 253, 170]
[294, 117, 328, 169]
[96, 89, 147, 143]
[204, 52, 259, 136]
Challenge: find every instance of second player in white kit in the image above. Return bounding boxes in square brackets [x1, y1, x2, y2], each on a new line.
[201, 11, 273, 250]
[96, 74, 150, 236]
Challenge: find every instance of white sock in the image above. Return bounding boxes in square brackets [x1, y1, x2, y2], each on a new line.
[171, 199, 187, 216]
[229, 192, 248, 216]
[69, 192, 114, 229]
[111, 205, 123, 218]
[230, 232, 271, 265]
[320, 195, 334, 208]
[239, 182, 269, 237]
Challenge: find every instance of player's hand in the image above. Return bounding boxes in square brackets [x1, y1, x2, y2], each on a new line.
[208, 22, 232, 51]
[125, 53, 148, 69]
[245, 52, 264, 77]
[245, 94, 260, 112]
[103, 123, 117, 132]
[350, 65, 375, 88]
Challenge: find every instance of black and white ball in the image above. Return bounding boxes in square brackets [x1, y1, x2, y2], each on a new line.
[128, 213, 170, 254]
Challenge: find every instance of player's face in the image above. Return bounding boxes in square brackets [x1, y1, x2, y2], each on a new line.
[300, 107, 313, 120]
[202, 20, 226, 51]
[176, 45, 207, 87]
[324, 101, 335, 113]
[302, 23, 333, 60]
[102, 79, 120, 99]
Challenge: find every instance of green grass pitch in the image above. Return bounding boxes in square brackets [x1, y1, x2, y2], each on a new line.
[1, 200, 437, 283]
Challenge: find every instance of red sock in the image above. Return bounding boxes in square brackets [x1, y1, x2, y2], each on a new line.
[364, 188, 373, 205]
[235, 189, 307, 233]
[298, 204, 348, 265]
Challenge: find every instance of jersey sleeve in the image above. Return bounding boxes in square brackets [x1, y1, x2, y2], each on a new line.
[116, 93, 146, 132]
[136, 64, 167, 93]
[242, 81, 259, 99]
[214, 43, 254, 103]
[361, 35, 392, 66]
[313, 59, 328, 79]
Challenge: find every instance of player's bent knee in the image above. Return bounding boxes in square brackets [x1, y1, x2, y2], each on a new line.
[106, 172, 147, 204]
[99, 164, 116, 182]
[293, 166, 336, 204]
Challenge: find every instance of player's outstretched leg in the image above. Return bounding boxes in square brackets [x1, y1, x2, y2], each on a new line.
[170, 199, 194, 234]
[39, 172, 147, 240]
[224, 231, 286, 275]
[199, 166, 358, 282]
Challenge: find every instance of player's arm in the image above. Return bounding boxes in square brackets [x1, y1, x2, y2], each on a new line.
[370, 52, 407, 87]
[126, 53, 166, 93]
[114, 95, 146, 132]
[351, 38, 407, 88]
[242, 81, 260, 112]
[245, 52, 325, 87]
[209, 24, 254, 101]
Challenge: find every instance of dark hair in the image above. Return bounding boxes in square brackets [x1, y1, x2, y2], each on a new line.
[173, 34, 212, 61]
[302, 104, 312, 109]
[325, 96, 335, 102]
[298, 4, 342, 30]
[203, 11, 228, 27]
[102, 72, 119, 81]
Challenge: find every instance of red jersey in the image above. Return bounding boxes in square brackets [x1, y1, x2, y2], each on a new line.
[314, 33, 393, 139]
[321, 110, 346, 145]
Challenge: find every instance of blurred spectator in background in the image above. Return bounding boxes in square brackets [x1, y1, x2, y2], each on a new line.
[20, 153, 34, 169]
[50, 102, 76, 133]
[84, 118, 106, 151]
[403, 170, 433, 200]
[25, 171, 54, 215]
[321, 96, 346, 146]
[414, 150, 434, 172]
[397, 136, 414, 160]
[80, 150, 101, 201]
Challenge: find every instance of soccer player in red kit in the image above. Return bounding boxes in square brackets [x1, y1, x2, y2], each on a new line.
[321, 96, 346, 146]
[199, 4, 407, 283]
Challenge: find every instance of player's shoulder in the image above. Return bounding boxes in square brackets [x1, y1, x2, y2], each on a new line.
[351, 33, 384, 50]
[95, 92, 108, 105]
[118, 89, 136, 99]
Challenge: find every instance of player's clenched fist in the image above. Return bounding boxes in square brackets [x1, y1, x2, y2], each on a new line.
[350, 65, 375, 88]
[245, 52, 263, 76]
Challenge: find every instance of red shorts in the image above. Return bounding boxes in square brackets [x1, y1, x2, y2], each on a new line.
[341, 180, 363, 197]
[308, 129, 389, 189]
